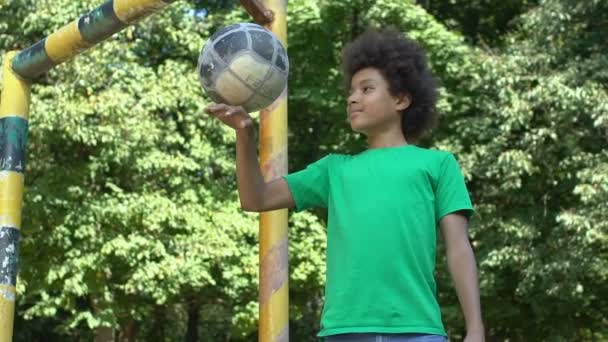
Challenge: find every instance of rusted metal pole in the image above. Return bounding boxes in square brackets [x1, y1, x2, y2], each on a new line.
[242, 0, 290, 341]
[239, 0, 275, 26]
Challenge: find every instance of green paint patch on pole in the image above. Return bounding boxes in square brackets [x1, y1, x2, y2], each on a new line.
[0, 117, 28, 173]
[11, 40, 56, 80]
[78, 1, 127, 45]
[0, 227, 19, 287]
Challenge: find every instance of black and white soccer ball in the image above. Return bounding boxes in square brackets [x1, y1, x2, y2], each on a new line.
[198, 23, 289, 112]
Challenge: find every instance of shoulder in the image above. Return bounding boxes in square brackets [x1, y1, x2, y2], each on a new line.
[410, 145, 456, 163]
[318, 152, 351, 164]
[301, 153, 344, 171]
[316, 153, 341, 164]
[409, 147, 465, 182]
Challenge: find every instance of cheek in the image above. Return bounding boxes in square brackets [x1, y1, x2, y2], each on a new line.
[363, 96, 390, 118]
[362, 94, 382, 112]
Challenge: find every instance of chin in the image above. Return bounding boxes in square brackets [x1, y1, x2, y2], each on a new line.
[349, 119, 371, 133]
[349, 122, 362, 132]
[349, 125, 368, 135]
[349, 118, 364, 132]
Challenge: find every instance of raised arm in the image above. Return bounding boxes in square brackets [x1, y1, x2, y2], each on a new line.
[205, 104, 295, 212]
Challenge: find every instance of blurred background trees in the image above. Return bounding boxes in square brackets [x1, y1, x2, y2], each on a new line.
[0, 0, 605, 340]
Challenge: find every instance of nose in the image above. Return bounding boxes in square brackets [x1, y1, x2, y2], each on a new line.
[348, 90, 359, 105]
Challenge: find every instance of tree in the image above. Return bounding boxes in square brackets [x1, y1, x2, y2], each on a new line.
[1, 0, 605, 340]
[419, 0, 539, 46]
[1, 1, 326, 340]
[287, 0, 607, 340]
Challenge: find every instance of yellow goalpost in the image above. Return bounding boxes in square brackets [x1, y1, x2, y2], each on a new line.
[0, 1, 289, 341]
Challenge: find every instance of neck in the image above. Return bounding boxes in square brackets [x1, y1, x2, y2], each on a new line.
[365, 128, 408, 149]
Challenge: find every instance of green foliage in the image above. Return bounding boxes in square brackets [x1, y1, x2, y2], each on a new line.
[2, 0, 324, 340]
[420, 0, 539, 46]
[0, 0, 606, 341]
[289, 0, 607, 340]
[432, 2, 607, 339]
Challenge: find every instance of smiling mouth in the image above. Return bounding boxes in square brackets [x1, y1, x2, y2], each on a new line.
[349, 111, 363, 119]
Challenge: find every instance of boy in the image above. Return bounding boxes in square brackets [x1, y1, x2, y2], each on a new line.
[205, 29, 484, 342]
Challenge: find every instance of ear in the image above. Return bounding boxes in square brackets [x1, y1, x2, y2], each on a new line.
[395, 93, 411, 112]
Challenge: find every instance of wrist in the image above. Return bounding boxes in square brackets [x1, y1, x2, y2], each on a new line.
[236, 124, 254, 134]
[466, 322, 485, 333]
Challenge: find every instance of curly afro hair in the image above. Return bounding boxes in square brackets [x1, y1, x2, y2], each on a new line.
[342, 28, 439, 142]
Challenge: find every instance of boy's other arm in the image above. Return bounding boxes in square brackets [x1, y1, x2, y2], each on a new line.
[440, 213, 485, 342]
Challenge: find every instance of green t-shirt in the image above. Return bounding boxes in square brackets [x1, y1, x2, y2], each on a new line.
[283, 144, 474, 337]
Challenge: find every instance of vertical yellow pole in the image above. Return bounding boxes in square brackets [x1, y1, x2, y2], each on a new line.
[0, 52, 31, 342]
[258, 1, 288, 341]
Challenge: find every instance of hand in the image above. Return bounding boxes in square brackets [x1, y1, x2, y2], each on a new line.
[204, 103, 253, 130]
[463, 329, 485, 342]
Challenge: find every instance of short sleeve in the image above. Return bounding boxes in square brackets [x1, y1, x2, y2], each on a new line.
[435, 153, 474, 223]
[283, 155, 332, 212]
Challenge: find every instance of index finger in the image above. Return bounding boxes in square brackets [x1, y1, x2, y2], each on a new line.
[204, 103, 221, 114]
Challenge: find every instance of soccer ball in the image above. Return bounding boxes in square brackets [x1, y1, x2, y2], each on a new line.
[197, 23, 289, 112]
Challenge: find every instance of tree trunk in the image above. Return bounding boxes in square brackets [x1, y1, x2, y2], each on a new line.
[94, 326, 114, 342]
[147, 305, 166, 341]
[185, 300, 201, 342]
[118, 319, 137, 342]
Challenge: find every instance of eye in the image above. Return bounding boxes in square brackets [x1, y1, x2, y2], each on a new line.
[363, 86, 373, 93]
